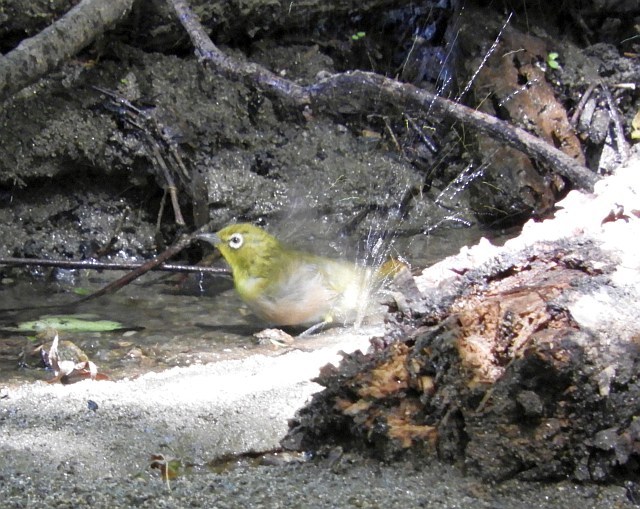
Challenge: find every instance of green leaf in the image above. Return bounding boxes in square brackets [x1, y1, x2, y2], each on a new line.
[17, 315, 124, 333]
[547, 52, 561, 70]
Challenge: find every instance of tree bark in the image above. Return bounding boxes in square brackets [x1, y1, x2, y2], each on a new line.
[0, 0, 134, 103]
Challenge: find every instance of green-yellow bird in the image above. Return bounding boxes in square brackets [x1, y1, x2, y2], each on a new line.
[197, 223, 390, 332]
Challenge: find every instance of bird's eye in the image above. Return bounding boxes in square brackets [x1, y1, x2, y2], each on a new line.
[228, 233, 244, 249]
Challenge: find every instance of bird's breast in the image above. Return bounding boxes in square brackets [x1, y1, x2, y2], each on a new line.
[237, 259, 374, 326]
[249, 268, 335, 325]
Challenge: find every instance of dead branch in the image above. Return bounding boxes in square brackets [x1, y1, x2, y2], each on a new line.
[70, 224, 215, 304]
[0, 0, 135, 103]
[0, 257, 228, 275]
[167, 0, 599, 192]
[168, 0, 310, 106]
[0, 224, 223, 312]
[602, 84, 632, 162]
[93, 86, 195, 227]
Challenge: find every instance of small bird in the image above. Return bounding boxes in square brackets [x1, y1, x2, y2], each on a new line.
[197, 223, 386, 333]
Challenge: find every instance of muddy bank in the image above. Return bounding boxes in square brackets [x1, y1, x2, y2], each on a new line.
[2, 1, 636, 263]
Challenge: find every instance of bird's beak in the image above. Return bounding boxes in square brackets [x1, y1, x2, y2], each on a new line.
[195, 232, 221, 246]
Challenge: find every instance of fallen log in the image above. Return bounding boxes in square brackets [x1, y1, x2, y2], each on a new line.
[283, 153, 640, 481]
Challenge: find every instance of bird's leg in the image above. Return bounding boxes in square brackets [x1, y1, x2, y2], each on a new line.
[297, 319, 332, 338]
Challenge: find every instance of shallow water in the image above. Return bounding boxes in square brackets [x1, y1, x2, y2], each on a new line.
[0, 270, 259, 384]
[0, 225, 515, 386]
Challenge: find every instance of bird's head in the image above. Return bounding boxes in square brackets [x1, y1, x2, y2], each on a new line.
[197, 223, 283, 278]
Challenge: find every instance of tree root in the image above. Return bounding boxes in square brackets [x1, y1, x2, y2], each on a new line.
[167, 0, 600, 192]
[0, 0, 601, 191]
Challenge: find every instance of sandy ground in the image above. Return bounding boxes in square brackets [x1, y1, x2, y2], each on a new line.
[0, 330, 374, 477]
[0, 327, 632, 508]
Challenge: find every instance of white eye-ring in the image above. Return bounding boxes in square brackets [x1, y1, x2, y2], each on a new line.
[228, 233, 244, 249]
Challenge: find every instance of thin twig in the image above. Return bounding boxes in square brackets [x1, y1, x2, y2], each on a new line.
[378, 115, 403, 153]
[0, 225, 223, 313]
[570, 83, 597, 126]
[94, 86, 189, 226]
[157, 189, 168, 235]
[0, 257, 228, 274]
[146, 133, 186, 226]
[602, 84, 632, 162]
[405, 115, 438, 153]
[71, 225, 213, 305]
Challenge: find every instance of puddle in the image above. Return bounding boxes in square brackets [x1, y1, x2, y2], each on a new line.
[0, 270, 264, 385]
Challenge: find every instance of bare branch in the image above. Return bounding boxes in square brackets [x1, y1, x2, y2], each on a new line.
[70, 225, 218, 304]
[0, 257, 228, 275]
[0, 0, 135, 103]
[0, 225, 225, 312]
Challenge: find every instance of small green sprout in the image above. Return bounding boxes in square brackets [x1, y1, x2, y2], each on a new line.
[351, 31, 366, 41]
[546, 52, 561, 70]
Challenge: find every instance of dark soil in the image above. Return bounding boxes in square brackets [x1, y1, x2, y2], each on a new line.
[1, 1, 636, 263]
